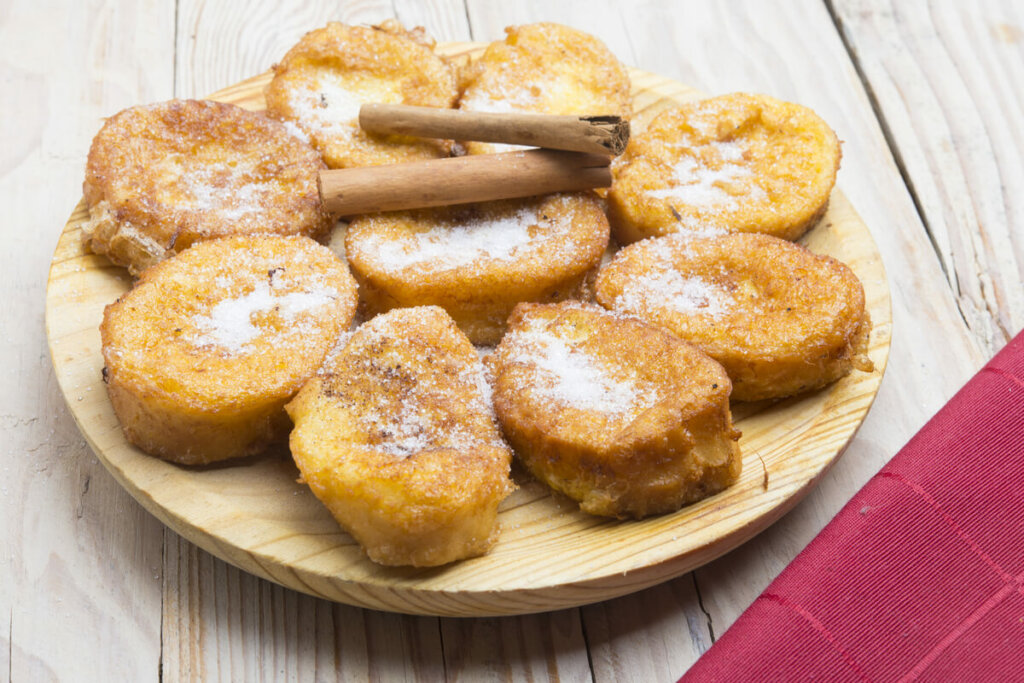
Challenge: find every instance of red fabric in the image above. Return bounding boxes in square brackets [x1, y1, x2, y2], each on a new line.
[681, 331, 1024, 682]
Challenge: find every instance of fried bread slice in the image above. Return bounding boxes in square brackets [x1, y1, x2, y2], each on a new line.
[608, 93, 841, 244]
[457, 23, 632, 154]
[100, 235, 358, 465]
[285, 306, 514, 567]
[345, 193, 610, 345]
[265, 21, 457, 168]
[595, 232, 873, 401]
[489, 302, 740, 519]
[83, 99, 332, 275]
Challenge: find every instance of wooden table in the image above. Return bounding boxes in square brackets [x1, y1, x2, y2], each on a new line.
[4, 1, 1020, 679]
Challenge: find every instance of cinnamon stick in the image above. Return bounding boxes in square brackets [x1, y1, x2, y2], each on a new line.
[318, 149, 611, 216]
[359, 104, 630, 156]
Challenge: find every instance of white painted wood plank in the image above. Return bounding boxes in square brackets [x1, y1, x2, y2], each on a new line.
[439, 610, 591, 682]
[162, 535, 448, 681]
[832, 0, 1024, 357]
[176, 0, 471, 99]
[1, 1, 174, 680]
[176, 0, 389, 98]
[580, 580, 711, 683]
[464, 0, 638, 62]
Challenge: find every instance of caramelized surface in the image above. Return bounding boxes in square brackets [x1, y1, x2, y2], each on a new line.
[489, 302, 740, 519]
[83, 99, 331, 274]
[265, 21, 457, 168]
[286, 306, 513, 566]
[100, 235, 358, 464]
[458, 23, 632, 154]
[595, 232, 872, 400]
[608, 93, 841, 244]
[345, 193, 610, 344]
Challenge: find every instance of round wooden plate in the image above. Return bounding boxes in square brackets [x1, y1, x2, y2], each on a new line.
[46, 43, 891, 617]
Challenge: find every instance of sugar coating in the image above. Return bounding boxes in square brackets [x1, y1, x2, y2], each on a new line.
[606, 236, 734, 319]
[337, 309, 506, 459]
[647, 140, 767, 208]
[173, 246, 347, 360]
[286, 77, 399, 141]
[356, 357, 499, 460]
[176, 162, 276, 220]
[457, 67, 547, 154]
[192, 278, 338, 354]
[460, 79, 539, 114]
[501, 305, 659, 421]
[614, 269, 733, 319]
[359, 205, 549, 271]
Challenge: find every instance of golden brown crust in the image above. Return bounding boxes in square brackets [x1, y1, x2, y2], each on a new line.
[458, 23, 632, 154]
[83, 99, 332, 275]
[100, 235, 358, 465]
[285, 306, 514, 567]
[608, 93, 841, 244]
[594, 232, 873, 401]
[265, 22, 457, 168]
[489, 302, 740, 519]
[345, 193, 610, 345]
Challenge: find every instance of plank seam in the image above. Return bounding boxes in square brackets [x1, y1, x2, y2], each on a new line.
[822, 1, 950, 284]
[163, 2, 180, 678]
[158, 528, 165, 683]
[578, 608, 597, 683]
[437, 617, 448, 682]
[691, 572, 716, 644]
[462, 0, 474, 41]
[617, 4, 640, 65]
[172, 0, 180, 98]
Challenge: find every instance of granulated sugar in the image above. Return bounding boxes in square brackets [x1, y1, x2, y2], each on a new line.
[175, 161, 274, 220]
[648, 140, 766, 209]
[281, 119, 311, 144]
[370, 403, 493, 460]
[507, 320, 642, 417]
[366, 404, 433, 458]
[363, 206, 544, 271]
[460, 51, 541, 115]
[287, 78, 398, 138]
[459, 87, 539, 114]
[616, 267, 733, 319]
[662, 213, 729, 239]
[192, 280, 337, 354]
[341, 309, 507, 459]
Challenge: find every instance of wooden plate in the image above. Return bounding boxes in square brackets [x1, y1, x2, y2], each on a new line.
[45, 43, 891, 617]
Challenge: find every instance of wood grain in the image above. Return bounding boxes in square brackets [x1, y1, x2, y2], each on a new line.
[161, 534, 447, 680]
[831, 0, 1024, 357]
[45, 49, 891, 618]
[2, 1, 173, 680]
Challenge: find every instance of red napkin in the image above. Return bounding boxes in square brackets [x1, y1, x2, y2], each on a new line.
[681, 331, 1024, 682]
